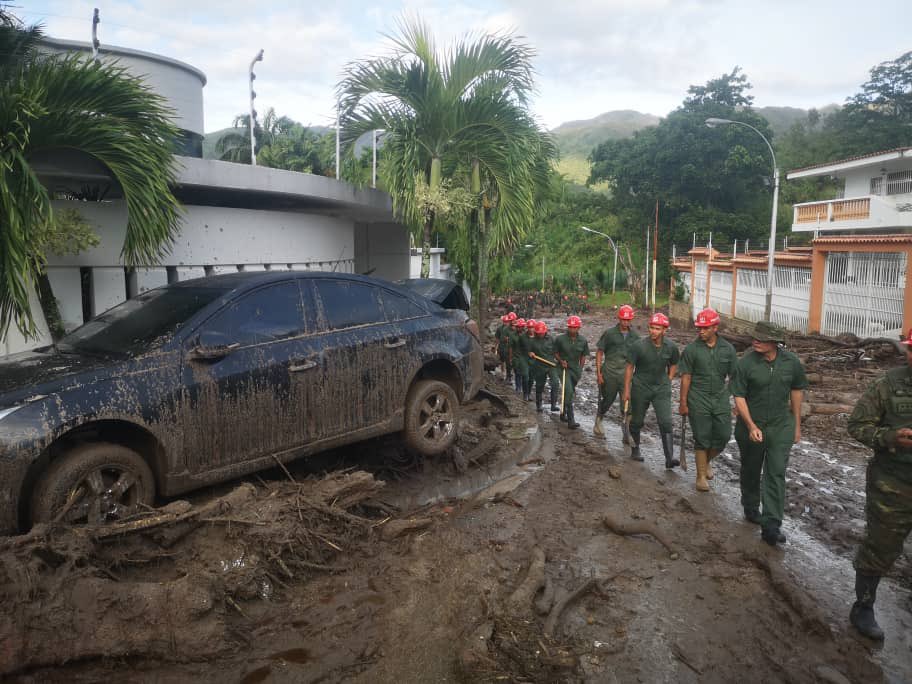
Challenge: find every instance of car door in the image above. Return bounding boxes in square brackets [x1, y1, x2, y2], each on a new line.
[307, 278, 412, 439]
[179, 280, 312, 474]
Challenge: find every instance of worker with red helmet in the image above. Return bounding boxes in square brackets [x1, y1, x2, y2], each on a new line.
[495, 313, 515, 381]
[528, 321, 559, 413]
[510, 318, 531, 398]
[678, 308, 738, 492]
[554, 315, 590, 429]
[622, 311, 680, 467]
[594, 304, 640, 436]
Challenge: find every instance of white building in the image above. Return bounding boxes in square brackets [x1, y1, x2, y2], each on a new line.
[2, 39, 410, 356]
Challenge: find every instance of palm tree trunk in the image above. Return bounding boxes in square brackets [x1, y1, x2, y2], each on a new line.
[421, 157, 442, 278]
[471, 160, 488, 333]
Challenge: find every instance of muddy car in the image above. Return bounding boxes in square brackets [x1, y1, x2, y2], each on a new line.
[0, 272, 483, 534]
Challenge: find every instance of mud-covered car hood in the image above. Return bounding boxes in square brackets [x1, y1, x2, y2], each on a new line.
[0, 348, 115, 404]
[397, 278, 470, 311]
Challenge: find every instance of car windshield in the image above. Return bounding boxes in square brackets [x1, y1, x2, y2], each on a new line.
[58, 287, 225, 356]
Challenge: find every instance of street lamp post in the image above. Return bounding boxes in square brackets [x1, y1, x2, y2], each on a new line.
[248, 49, 264, 166]
[580, 226, 619, 294]
[705, 117, 780, 321]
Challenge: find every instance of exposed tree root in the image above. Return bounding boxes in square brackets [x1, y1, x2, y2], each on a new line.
[508, 546, 546, 609]
[602, 513, 679, 557]
[745, 552, 832, 638]
[543, 577, 597, 638]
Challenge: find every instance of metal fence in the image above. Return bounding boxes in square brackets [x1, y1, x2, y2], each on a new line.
[822, 251, 906, 338]
[771, 266, 812, 333]
[692, 260, 707, 317]
[734, 268, 767, 323]
[708, 270, 733, 316]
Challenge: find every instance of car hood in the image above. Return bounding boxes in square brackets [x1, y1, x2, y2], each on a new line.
[397, 278, 470, 311]
[0, 348, 114, 403]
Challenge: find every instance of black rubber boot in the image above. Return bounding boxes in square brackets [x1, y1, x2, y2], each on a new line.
[761, 521, 787, 546]
[567, 404, 579, 429]
[550, 386, 559, 412]
[535, 390, 543, 413]
[629, 427, 644, 461]
[514, 373, 523, 394]
[661, 430, 679, 469]
[850, 573, 885, 640]
[743, 508, 762, 525]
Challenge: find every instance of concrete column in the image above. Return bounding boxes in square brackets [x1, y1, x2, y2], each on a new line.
[176, 267, 206, 281]
[91, 267, 126, 316]
[904, 248, 912, 337]
[730, 265, 738, 321]
[45, 266, 84, 331]
[808, 247, 827, 334]
[135, 267, 168, 294]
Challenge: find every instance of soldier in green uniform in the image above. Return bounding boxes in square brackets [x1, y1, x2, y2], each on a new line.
[731, 320, 807, 547]
[510, 318, 531, 399]
[554, 315, 589, 429]
[623, 312, 679, 467]
[678, 308, 738, 492]
[594, 304, 639, 436]
[495, 313, 515, 382]
[845, 328, 912, 640]
[528, 321, 558, 413]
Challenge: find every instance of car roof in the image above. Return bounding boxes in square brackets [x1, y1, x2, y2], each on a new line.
[169, 270, 419, 298]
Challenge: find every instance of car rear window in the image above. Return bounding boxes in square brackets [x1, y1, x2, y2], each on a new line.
[378, 289, 427, 321]
[58, 287, 225, 356]
[314, 280, 385, 330]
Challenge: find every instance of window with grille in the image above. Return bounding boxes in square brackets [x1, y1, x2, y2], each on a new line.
[870, 176, 884, 195]
[887, 170, 912, 195]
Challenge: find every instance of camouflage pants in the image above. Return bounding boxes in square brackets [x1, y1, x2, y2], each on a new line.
[854, 455, 912, 576]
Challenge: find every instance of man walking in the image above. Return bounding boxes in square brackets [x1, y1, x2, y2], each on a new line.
[678, 308, 738, 492]
[495, 313, 515, 382]
[554, 315, 589, 429]
[623, 312, 679, 467]
[528, 321, 558, 413]
[845, 327, 912, 640]
[510, 318, 530, 398]
[731, 321, 807, 547]
[594, 305, 639, 436]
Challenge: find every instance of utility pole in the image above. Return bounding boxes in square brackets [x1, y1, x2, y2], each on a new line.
[652, 200, 658, 313]
[335, 103, 341, 180]
[644, 225, 650, 309]
[91, 8, 100, 63]
[248, 49, 264, 166]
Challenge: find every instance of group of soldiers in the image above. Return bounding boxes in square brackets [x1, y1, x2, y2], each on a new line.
[493, 304, 912, 642]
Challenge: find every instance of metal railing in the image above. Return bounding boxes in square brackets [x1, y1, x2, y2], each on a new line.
[794, 197, 871, 224]
[822, 251, 906, 338]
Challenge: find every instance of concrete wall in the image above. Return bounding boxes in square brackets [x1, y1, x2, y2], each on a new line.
[354, 222, 410, 281]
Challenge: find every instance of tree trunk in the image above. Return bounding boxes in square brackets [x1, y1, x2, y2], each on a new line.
[472, 160, 489, 332]
[420, 157, 442, 279]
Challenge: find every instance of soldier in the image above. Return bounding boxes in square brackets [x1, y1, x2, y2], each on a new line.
[678, 308, 738, 492]
[510, 318, 529, 397]
[594, 305, 640, 436]
[845, 327, 912, 640]
[731, 321, 807, 547]
[623, 312, 680, 467]
[529, 321, 558, 413]
[495, 313, 513, 381]
[554, 315, 589, 429]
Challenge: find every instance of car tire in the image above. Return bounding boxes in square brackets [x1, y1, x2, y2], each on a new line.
[31, 442, 155, 526]
[403, 379, 459, 456]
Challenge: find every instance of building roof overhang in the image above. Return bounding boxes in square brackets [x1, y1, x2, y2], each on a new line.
[787, 147, 912, 180]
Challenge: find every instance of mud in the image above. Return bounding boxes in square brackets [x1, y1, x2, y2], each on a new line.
[4, 309, 912, 682]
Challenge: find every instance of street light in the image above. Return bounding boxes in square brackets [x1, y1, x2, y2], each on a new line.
[580, 226, 619, 294]
[372, 129, 386, 188]
[248, 49, 264, 166]
[705, 117, 780, 321]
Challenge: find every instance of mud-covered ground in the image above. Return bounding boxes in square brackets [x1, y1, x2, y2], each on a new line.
[4, 308, 912, 683]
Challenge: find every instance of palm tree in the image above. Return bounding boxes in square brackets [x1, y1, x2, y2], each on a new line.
[216, 107, 298, 164]
[337, 17, 553, 326]
[0, 11, 182, 338]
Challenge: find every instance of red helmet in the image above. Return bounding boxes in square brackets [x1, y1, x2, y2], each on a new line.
[567, 315, 582, 329]
[649, 312, 670, 328]
[514, 318, 526, 327]
[526, 318, 537, 327]
[902, 328, 912, 346]
[501, 314, 509, 323]
[534, 322, 548, 335]
[695, 308, 720, 328]
[618, 305, 635, 321]
[506, 312, 517, 322]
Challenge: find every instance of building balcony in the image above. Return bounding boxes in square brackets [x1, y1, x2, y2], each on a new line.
[791, 194, 912, 233]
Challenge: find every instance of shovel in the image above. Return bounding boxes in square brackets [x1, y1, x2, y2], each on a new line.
[679, 415, 688, 472]
[621, 399, 631, 446]
[559, 367, 567, 416]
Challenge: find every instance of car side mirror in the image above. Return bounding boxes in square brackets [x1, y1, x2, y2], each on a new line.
[188, 331, 239, 361]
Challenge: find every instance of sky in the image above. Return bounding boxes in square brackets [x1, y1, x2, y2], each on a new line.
[18, 0, 911, 134]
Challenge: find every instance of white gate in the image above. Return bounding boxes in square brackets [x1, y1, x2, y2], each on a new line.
[771, 266, 811, 333]
[822, 251, 906, 338]
[708, 269, 733, 316]
[692, 261, 707, 318]
[735, 268, 766, 324]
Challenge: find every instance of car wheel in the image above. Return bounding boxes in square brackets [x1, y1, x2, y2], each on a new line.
[31, 443, 155, 526]
[403, 379, 459, 456]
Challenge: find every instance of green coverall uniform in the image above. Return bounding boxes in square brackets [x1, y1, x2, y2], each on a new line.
[512, 330, 531, 397]
[678, 337, 738, 450]
[495, 323, 510, 366]
[529, 334, 558, 411]
[627, 336, 679, 434]
[731, 349, 807, 529]
[596, 324, 640, 418]
[554, 333, 590, 421]
[845, 364, 912, 639]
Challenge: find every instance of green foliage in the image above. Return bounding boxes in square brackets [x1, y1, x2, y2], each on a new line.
[0, 9, 181, 338]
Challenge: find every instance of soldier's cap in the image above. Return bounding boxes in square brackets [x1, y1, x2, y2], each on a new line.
[750, 320, 787, 343]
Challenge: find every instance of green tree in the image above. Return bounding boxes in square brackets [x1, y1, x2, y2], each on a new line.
[338, 17, 553, 329]
[0, 10, 181, 337]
